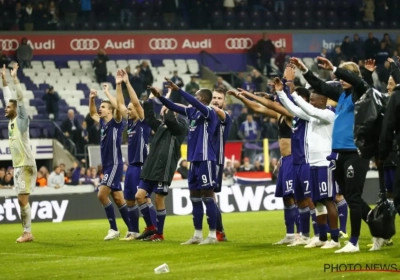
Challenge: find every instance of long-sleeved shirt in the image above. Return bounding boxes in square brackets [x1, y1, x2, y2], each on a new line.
[277, 90, 334, 166]
[48, 172, 65, 188]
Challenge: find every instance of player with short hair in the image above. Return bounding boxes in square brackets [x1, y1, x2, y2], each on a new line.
[275, 74, 320, 246]
[89, 71, 132, 240]
[2, 63, 37, 243]
[277, 73, 341, 249]
[158, 78, 219, 245]
[210, 89, 232, 241]
[102, 70, 150, 240]
[134, 86, 187, 241]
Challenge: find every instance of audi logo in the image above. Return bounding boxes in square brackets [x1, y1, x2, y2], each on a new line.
[149, 38, 178, 50]
[0, 39, 19, 51]
[70, 39, 100, 51]
[225, 38, 253, 50]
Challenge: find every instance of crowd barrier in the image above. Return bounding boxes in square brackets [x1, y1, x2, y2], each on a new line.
[0, 172, 380, 224]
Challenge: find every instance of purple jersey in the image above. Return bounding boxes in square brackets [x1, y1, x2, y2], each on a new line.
[100, 118, 124, 166]
[184, 106, 219, 162]
[214, 111, 232, 165]
[127, 119, 150, 165]
[291, 117, 308, 165]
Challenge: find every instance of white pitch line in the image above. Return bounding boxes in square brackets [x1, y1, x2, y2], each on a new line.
[0, 253, 113, 261]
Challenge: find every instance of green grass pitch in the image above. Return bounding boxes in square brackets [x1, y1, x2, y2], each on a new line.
[1, 211, 400, 279]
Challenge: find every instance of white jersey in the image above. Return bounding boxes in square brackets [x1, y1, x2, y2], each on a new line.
[277, 90, 334, 166]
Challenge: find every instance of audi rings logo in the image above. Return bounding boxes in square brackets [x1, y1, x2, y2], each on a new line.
[70, 39, 100, 51]
[0, 39, 19, 51]
[225, 38, 253, 50]
[149, 38, 178, 50]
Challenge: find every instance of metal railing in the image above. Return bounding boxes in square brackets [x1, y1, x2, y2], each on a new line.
[51, 121, 77, 156]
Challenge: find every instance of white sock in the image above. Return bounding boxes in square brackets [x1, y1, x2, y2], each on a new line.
[208, 230, 216, 239]
[286, 233, 295, 238]
[194, 230, 203, 239]
[21, 203, 31, 233]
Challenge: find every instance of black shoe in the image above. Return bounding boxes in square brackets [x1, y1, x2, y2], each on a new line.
[136, 227, 156, 240]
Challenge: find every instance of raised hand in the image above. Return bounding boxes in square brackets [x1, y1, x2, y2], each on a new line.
[1, 65, 6, 79]
[102, 83, 109, 92]
[160, 106, 168, 116]
[89, 89, 97, 99]
[273, 77, 283, 92]
[115, 70, 123, 84]
[226, 90, 240, 97]
[10, 63, 19, 78]
[317, 56, 334, 71]
[289, 57, 307, 72]
[164, 77, 180, 91]
[365, 59, 376, 72]
[284, 64, 296, 81]
[147, 85, 161, 98]
[387, 57, 394, 63]
[120, 69, 129, 83]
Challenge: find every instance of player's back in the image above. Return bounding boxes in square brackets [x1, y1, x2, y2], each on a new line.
[291, 117, 308, 165]
[213, 111, 232, 165]
[8, 107, 36, 168]
[100, 118, 124, 166]
[186, 107, 218, 162]
[127, 119, 150, 165]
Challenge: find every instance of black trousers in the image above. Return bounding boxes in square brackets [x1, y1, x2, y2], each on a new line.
[393, 163, 400, 214]
[334, 152, 370, 238]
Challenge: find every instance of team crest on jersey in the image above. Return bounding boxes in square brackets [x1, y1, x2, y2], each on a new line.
[10, 123, 14, 129]
[100, 128, 105, 140]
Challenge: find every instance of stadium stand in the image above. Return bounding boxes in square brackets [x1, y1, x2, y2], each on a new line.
[1, 0, 400, 31]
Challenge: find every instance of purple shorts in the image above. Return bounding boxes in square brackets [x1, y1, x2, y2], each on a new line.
[214, 164, 224, 193]
[188, 161, 216, 191]
[310, 165, 338, 202]
[101, 164, 123, 191]
[293, 163, 311, 200]
[124, 164, 142, 200]
[138, 180, 169, 196]
[384, 167, 396, 193]
[275, 155, 294, 197]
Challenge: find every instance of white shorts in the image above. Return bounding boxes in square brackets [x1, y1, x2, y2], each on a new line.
[14, 166, 37, 195]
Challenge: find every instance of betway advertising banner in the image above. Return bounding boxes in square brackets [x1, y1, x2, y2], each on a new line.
[0, 183, 282, 224]
[0, 34, 292, 55]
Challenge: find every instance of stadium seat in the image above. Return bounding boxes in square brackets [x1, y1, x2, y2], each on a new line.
[108, 22, 121, 30]
[95, 22, 107, 30]
[390, 21, 399, 29]
[81, 22, 94, 30]
[376, 21, 388, 29]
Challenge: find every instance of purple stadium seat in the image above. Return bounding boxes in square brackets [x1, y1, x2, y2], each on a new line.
[290, 1, 300, 10]
[237, 11, 247, 21]
[33, 115, 47, 120]
[138, 21, 151, 30]
[249, 21, 261, 30]
[1, 128, 8, 139]
[275, 11, 285, 21]
[164, 21, 176, 30]
[176, 20, 188, 30]
[108, 22, 121, 30]
[212, 19, 224, 29]
[59, 100, 68, 107]
[302, 21, 313, 29]
[223, 21, 234, 30]
[77, 84, 90, 91]
[81, 22, 94, 30]
[327, 11, 336, 19]
[67, 22, 78, 30]
[303, 11, 311, 20]
[212, 10, 222, 20]
[315, 20, 325, 29]
[275, 21, 287, 29]
[122, 22, 133, 30]
[265, 11, 274, 21]
[262, 20, 274, 29]
[138, 11, 149, 21]
[376, 21, 388, 29]
[29, 126, 42, 138]
[30, 99, 44, 107]
[236, 21, 248, 30]
[80, 99, 89, 106]
[57, 22, 67, 30]
[364, 21, 375, 29]
[37, 105, 46, 113]
[33, 90, 45, 98]
[352, 21, 363, 29]
[340, 21, 350, 29]
[250, 11, 261, 21]
[95, 22, 107, 30]
[390, 21, 399, 29]
[39, 83, 50, 91]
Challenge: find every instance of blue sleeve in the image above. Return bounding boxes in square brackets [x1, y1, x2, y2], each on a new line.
[159, 96, 187, 115]
[178, 88, 209, 117]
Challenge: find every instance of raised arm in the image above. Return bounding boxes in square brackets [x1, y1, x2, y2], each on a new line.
[1, 65, 13, 104]
[148, 86, 187, 116]
[102, 84, 118, 110]
[292, 93, 335, 123]
[165, 78, 209, 117]
[143, 99, 162, 132]
[113, 72, 123, 123]
[389, 58, 400, 84]
[112, 79, 128, 119]
[11, 64, 23, 102]
[210, 105, 226, 121]
[164, 109, 187, 136]
[227, 90, 276, 118]
[290, 57, 342, 102]
[122, 69, 144, 120]
[238, 89, 293, 118]
[273, 78, 310, 120]
[10, 64, 29, 132]
[89, 89, 100, 123]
